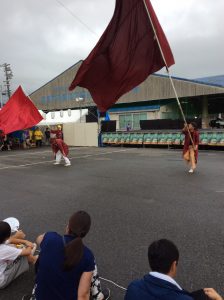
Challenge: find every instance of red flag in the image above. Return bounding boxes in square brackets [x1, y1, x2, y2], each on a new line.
[0, 86, 43, 134]
[69, 0, 174, 112]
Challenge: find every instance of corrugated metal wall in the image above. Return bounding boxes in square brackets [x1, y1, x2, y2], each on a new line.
[30, 61, 224, 111]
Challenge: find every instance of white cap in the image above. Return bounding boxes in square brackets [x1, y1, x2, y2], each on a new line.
[3, 217, 20, 232]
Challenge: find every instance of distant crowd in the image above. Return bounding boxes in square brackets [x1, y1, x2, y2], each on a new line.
[0, 125, 62, 151]
[0, 211, 222, 300]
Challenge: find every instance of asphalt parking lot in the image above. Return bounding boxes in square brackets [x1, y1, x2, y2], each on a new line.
[0, 146, 223, 299]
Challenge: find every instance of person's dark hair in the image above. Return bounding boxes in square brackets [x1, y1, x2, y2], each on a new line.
[0, 221, 11, 244]
[148, 239, 179, 274]
[190, 122, 198, 130]
[63, 211, 91, 271]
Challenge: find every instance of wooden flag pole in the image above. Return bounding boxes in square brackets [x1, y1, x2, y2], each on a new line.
[143, 0, 195, 147]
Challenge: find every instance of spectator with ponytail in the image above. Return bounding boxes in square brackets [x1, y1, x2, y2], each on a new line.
[33, 211, 110, 300]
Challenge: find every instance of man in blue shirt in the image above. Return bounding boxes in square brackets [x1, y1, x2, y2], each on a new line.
[125, 239, 222, 300]
[125, 239, 193, 300]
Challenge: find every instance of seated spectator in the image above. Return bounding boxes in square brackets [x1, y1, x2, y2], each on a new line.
[0, 221, 37, 289]
[33, 211, 110, 300]
[125, 239, 222, 300]
[23, 130, 32, 149]
[0, 132, 11, 151]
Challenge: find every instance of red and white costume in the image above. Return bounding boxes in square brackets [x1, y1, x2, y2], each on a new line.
[50, 129, 63, 140]
[51, 138, 71, 166]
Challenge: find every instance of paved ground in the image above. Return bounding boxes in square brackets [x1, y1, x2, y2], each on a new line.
[0, 146, 223, 299]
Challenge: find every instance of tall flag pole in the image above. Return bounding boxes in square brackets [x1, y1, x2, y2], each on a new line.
[142, 0, 194, 145]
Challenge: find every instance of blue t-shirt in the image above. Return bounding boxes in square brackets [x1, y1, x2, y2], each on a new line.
[125, 275, 193, 300]
[35, 232, 95, 300]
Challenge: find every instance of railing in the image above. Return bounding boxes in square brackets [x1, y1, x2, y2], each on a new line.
[102, 130, 224, 147]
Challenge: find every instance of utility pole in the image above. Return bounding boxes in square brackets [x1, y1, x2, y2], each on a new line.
[0, 85, 6, 108]
[75, 97, 84, 122]
[0, 63, 13, 99]
[0, 85, 3, 108]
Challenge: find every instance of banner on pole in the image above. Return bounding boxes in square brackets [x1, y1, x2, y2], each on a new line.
[0, 86, 43, 134]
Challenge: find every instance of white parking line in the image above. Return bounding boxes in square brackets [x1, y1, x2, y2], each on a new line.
[0, 147, 88, 158]
[0, 149, 128, 170]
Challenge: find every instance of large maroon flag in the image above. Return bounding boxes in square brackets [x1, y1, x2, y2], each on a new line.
[69, 0, 174, 112]
[0, 86, 43, 134]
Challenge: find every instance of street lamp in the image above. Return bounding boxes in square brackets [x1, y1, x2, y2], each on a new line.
[68, 109, 72, 117]
[51, 111, 55, 119]
[60, 110, 64, 118]
[75, 97, 84, 122]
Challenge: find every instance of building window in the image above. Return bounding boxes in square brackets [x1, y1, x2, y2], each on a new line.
[119, 114, 132, 130]
[119, 112, 147, 130]
[133, 113, 147, 129]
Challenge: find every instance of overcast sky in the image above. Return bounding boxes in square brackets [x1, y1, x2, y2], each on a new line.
[0, 0, 223, 95]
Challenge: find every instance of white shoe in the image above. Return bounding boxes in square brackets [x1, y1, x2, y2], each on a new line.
[64, 162, 71, 167]
[189, 169, 194, 173]
[53, 162, 60, 165]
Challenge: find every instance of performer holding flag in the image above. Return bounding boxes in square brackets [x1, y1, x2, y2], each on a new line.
[69, 0, 201, 175]
[50, 134, 71, 167]
[182, 122, 199, 173]
[50, 125, 63, 139]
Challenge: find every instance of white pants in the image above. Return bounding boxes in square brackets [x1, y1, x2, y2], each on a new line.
[55, 151, 70, 164]
[0, 256, 29, 289]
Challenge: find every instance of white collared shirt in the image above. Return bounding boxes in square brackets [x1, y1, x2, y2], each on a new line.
[150, 271, 182, 290]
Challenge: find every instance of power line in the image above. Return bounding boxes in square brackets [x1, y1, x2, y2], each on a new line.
[54, 0, 98, 37]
